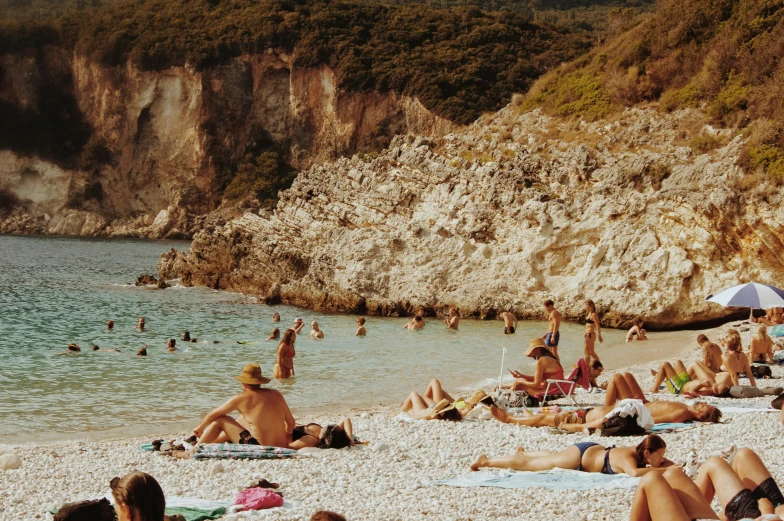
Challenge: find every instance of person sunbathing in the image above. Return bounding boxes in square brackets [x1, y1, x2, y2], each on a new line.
[289, 418, 355, 450]
[470, 434, 673, 477]
[749, 324, 775, 364]
[752, 308, 784, 326]
[698, 333, 724, 373]
[110, 471, 165, 521]
[650, 360, 730, 396]
[504, 338, 564, 393]
[629, 448, 784, 521]
[489, 399, 721, 431]
[401, 379, 469, 421]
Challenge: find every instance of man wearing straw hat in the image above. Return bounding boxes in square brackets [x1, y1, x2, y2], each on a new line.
[190, 363, 295, 448]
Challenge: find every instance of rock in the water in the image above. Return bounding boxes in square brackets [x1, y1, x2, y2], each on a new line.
[135, 274, 158, 286]
[0, 453, 22, 470]
[156, 278, 169, 289]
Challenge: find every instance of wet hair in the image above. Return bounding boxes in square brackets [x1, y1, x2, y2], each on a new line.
[357, 317, 366, 325]
[138, 317, 145, 323]
[319, 425, 352, 449]
[590, 360, 604, 370]
[584, 299, 597, 314]
[167, 339, 176, 348]
[110, 471, 165, 521]
[437, 407, 463, 422]
[137, 346, 147, 356]
[310, 512, 347, 521]
[107, 320, 114, 329]
[724, 329, 742, 352]
[273, 313, 280, 318]
[67, 343, 80, 352]
[92, 345, 100, 351]
[269, 328, 280, 339]
[543, 299, 554, 307]
[181, 331, 190, 341]
[414, 316, 423, 323]
[635, 434, 666, 466]
[692, 402, 723, 423]
[312, 321, 319, 327]
[281, 328, 296, 344]
[697, 334, 709, 343]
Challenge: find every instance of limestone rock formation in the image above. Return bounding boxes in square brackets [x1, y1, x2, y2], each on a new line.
[161, 107, 784, 327]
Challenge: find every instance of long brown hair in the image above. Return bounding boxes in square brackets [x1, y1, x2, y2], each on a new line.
[584, 299, 597, 314]
[280, 328, 296, 345]
[110, 472, 165, 521]
[634, 434, 666, 466]
[724, 329, 742, 352]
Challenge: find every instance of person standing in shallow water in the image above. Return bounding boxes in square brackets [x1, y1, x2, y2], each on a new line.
[274, 329, 296, 379]
[268, 328, 280, 340]
[136, 317, 145, 332]
[355, 317, 367, 336]
[310, 321, 325, 339]
[106, 320, 114, 331]
[444, 308, 460, 330]
[583, 299, 602, 365]
[500, 311, 517, 334]
[272, 313, 280, 323]
[542, 300, 562, 361]
[404, 316, 425, 330]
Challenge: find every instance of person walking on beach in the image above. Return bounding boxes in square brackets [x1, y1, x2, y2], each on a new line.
[356, 317, 367, 336]
[184, 364, 294, 450]
[444, 308, 460, 330]
[293, 318, 305, 334]
[310, 321, 325, 339]
[698, 334, 723, 372]
[500, 311, 517, 334]
[542, 300, 561, 360]
[583, 299, 602, 365]
[274, 329, 296, 379]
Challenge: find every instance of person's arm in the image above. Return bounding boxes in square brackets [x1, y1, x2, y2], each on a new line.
[194, 396, 240, 437]
[768, 342, 775, 364]
[617, 453, 672, 477]
[651, 409, 692, 424]
[530, 360, 547, 388]
[553, 313, 561, 335]
[594, 313, 603, 343]
[721, 354, 741, 386]
[743, 354, 757, 386]
[283, 400, 296, 438]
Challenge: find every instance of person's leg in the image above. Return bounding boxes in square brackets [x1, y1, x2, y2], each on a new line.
[425, 379, 454, 402]
[490, 405, 554, 427]
[629, 472, 693, 521]
[198, 415, 247, 444]
[660, 467, 720, 520]
[674, 360, 689, 375]
[690, 361, 717, 382]
[650, 362, 675, 392]
[731, 448, 784, 515]
[402, 392, 431, 413]
[694, 456, 750, 508]
[584, 334, 595, 365]
[605, 374, 633, 406]
[470, 446, 581, 472]
[622, 373, 647, 402]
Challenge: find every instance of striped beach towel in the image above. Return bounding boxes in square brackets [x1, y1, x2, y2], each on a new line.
[191, 444, 299, 460]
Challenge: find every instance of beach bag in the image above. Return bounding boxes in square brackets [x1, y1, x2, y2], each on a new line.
[752, 365, 773, 379]
[54, 498, 114, 521]
[234, 488, 284, 511]
[495, 390, 539, 408]
[600, 413, 646, 437]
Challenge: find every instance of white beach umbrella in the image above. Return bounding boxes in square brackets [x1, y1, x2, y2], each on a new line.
[706, 282, 784, 310]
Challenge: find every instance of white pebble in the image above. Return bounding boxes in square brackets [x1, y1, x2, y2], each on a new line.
[0, 453, 22, 470]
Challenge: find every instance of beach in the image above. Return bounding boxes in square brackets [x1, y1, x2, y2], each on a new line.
[3, 320, 784, 521]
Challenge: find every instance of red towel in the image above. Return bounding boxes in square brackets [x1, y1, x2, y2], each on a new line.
[568, 358, 591, 390]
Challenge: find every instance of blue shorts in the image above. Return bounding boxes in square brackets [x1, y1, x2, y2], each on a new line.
[545, 331, 560, 347]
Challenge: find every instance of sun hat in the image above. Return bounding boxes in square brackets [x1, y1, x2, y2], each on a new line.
[466, 389, 490, 405]
[431, 398, 456, 415]
[524, 337, 554, 357]
[233, 363, 271, 385]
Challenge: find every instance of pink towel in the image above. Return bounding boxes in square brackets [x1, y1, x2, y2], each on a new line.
[234, 488, 284, 510]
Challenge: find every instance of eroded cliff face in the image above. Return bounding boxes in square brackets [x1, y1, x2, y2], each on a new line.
[0, 49, 452, 237]
[159, 106, 784, 327]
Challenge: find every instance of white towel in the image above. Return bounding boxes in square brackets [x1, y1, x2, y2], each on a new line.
[605, 399, 654, 430]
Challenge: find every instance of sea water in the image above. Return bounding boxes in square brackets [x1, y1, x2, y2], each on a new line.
[0, 235, 689, 443]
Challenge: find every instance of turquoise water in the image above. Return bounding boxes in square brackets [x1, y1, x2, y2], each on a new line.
[0, 236, 672, 443]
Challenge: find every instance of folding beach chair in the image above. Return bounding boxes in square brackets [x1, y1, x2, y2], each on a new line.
[536, 358, 592, 407]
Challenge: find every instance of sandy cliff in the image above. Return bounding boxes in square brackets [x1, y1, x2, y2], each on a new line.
[159, 106, 784, 327]
[0, 49, 452, 237]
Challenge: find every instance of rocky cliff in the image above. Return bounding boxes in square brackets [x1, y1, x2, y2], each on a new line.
[159, 105, 784, 327]
[0, 49, 452, 237]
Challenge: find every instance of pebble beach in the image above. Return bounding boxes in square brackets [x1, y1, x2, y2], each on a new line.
[3, 321, 784, 521]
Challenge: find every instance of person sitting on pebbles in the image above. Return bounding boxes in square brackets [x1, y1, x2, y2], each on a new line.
[176, 364, 295, 457]
[401, 379, 487, 421]
[721, 329, 757, 387]
[749, 324, 775, 364]
[503, 338, 564, 394]
[470, 433, 673, 476]
[310, 321, 325, 339]
[404, 315, 425, 330]
[752, 307, 784, 326]
[698, 334, 724, 373]
[355, 317, 367, 336]
[649, 359, 733, 396]
[289, 418, 356, 450]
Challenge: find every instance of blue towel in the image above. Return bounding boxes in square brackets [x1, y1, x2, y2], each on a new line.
[436, 468, 640, 490]
[650, 422, 695, 432]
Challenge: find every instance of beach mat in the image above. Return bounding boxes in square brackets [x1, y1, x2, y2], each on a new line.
[650, 422, 697, 433]
[436, 468, 640, 491]
[192, 444, 299, 460]
[52, 497, 229, 521]
[715, 405, 778, 414]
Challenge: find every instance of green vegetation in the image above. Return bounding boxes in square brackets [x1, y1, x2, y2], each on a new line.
[522, 0, 784, 179]
[221, 133, 296, 205]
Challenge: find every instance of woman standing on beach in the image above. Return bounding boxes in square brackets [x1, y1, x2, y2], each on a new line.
[584, 299, 603, 365]
[273, 329, 296, 379]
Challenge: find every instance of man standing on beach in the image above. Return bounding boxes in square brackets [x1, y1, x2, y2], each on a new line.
[542, 300, 561, 360]
[187, 364, 294, 449]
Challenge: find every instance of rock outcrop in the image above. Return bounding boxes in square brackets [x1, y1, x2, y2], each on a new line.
[0, 49, 453, 238]
[160, 106, 784, 327]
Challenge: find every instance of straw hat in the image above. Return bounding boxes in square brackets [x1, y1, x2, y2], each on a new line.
[466, 389, 490, 405]
[524, 337, 554, 357]
[431, 398, 456, 415]
[233, 363, 271, 385]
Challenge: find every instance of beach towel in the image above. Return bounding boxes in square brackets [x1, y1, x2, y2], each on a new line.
[436, 468, 640, 491]
[714, 405, 778, 414]
[769, 325, 784, 337]
[567, 358, 591, 391]
[191, 444, 299, 460]
[650, 422, 697, 433]
[53, 497, 230, 521]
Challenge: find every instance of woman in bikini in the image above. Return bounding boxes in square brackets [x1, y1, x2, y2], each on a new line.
[721, 329, 757, 387]
[505, 338, 564, 394]
[583, 299, 603, 365]
[630, 448, 784, 521]
[470, 434, 672, 477]
[289, 418, 356, 450]
[400, 379, 484, 421]
[749, 324, 775, 364]
[273, 329, 296, 379]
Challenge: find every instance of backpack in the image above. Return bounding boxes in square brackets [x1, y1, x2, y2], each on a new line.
[600, 413, 646, 437]
[751, 365, 773, 379]
[54, 498, 114, 521]
[495, 390, 540, 409]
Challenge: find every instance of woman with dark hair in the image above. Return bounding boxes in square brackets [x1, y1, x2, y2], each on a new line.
[267, 328, 281, 341]
[273, 329, 296, 379]
[505, 338, 564, 394]
[289, 418, 356, 450]
[470, 434, 673, 476]
[110, 471, 165, 521]
[583, 299, 602, 365]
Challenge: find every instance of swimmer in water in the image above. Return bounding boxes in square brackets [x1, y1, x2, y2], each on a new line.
[268, 328, 281, 340]
[310, 321, 325, 339]
[106, 320, 115, 331]
[273, 313, 281, 323]
[137, 345, 148, 356]
[92, 344, 120, 353]
[136, 317, 145, 332]
[58, 343, 81, 355]
[182, 331, 191, 342]
[356, 317, 367, 336]
[444, 308, 459, 330]
[167, 339, 178, 352]
[404, 316, 425, 330]
[293, 318, 305, 334]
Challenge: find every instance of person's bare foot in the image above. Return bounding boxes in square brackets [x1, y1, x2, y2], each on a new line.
[650, 369, 657, 377]
[490, 405, 509, 423]
[470, 454, 488, 471]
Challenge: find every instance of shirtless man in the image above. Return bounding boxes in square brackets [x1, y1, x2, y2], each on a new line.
[650, 360, 731, 395]
[293, 318, 305, 334]
[404, 316, 425, 330]
[310, 321, 325, 339]
[166, 339, 178, 352]
[355, 317, 367, 336]
[626, 318, 647, 342]
[500, 311, 517, 334]
[444, 308, 460, 330]
[752, 308, 784, 326]
[698, 334, 723, 373]
[184, 364, 295, 452]
[490, 399, 721, 431]
[272, 312, 281, 323]
[542, 300, 561, 360]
